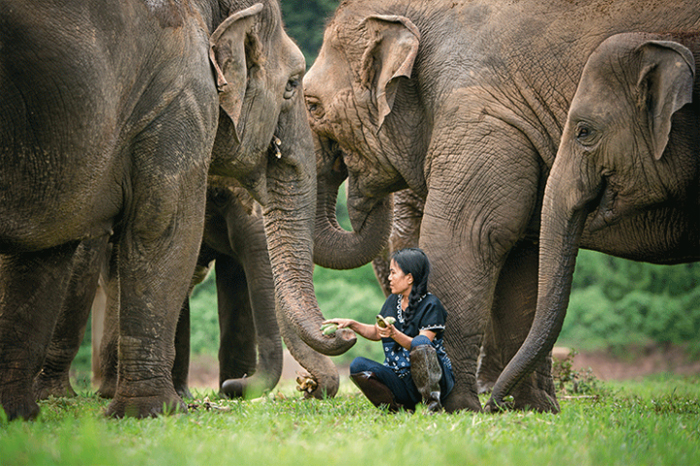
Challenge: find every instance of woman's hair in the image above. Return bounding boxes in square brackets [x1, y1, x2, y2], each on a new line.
[391, 247, 431, 324]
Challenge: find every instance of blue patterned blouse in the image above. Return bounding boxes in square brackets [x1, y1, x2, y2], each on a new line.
[378, 293, 453, 379]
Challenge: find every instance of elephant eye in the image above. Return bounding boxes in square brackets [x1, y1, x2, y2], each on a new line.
[305, 97, 324, 119]
[284, 77, 300, 100]
[575, 122, 596, 145]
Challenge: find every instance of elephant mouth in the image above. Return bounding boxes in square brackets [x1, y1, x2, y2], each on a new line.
[318, 136, 349, 186]
[587, 176, 640, 233]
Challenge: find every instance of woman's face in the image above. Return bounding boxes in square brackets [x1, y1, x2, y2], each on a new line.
[388, 259, 413, 297]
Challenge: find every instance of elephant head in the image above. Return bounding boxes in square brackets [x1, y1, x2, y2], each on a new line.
[488, 33, 697, 409]
[208, 2, 355, 355]
[303, 6, 426, 270]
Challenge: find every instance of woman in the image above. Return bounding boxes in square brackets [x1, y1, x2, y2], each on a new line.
[324, 248, 454, 412]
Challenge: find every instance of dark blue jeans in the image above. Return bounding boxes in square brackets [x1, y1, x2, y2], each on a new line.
[350, 336, 452, 407]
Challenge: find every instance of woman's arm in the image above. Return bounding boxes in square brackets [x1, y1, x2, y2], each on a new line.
[323, 318, 381, 341]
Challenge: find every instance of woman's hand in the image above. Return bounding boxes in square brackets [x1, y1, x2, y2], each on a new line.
[323, 318, 355, 330]
[376, 323, 396, 339]
[323, 318, 383, 341]
[378, 324, 413, 350]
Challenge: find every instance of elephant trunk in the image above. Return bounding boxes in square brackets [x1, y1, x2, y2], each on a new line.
[313, 151, 393, 270]
[263, 110, 356, 356]
[487, 148, 602, 410]
[277, 306, 340, 399]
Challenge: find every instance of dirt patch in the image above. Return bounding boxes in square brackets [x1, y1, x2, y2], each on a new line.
[188, 345, 700, 391]
[561, 345, 700, 381]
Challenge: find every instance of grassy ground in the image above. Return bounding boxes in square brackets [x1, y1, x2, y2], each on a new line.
[1, 374, 699, 465]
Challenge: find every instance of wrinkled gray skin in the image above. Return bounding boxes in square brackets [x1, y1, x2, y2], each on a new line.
[32, 239, 109, 401]
[304, 0, 700, 413]
[38, 180, 337, 402]
[200, 180, 338, 399]
[0, 0, 350, 421]
[487, 32, 700, 410]
[371, 189, 502, 394]
[99, 179, 338, 400]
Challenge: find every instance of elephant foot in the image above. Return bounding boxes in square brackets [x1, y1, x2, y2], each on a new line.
[220, 377, 250, 399]
[173, 383, 193, 400]
[443, 388, 483, 413]
[97, 377, 117, 399]
[0, 392, 40, 421]
[221, 374, 277, 400]
[484, 377, 560, 413]
[34, 371, 77, 400]
[105, 390, 187, 418]
[510, 384, 560, 413]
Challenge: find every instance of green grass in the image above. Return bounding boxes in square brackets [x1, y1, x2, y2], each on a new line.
[1, 374, 699, 465]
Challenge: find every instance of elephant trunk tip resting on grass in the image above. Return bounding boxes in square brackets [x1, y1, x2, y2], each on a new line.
[486, 32, 700, 411]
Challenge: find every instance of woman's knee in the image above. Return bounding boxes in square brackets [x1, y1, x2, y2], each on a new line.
[350, 357, 379, 374]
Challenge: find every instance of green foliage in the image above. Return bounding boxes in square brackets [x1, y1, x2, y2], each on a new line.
[559, 250, 700, 355]
[314, 263, 387, 366]
[188, 271, 220, 355]
[552, 349, 607, 397]
[280, 0, 340, 66]
[2, 376, 700, 465]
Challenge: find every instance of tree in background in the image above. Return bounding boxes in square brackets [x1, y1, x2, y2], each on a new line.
[561, 251, 700, 356]
[280, 0, 340, 66]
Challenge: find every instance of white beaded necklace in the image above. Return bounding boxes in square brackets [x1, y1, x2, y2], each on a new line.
[396, 296, 405, 323]
[396, 293, 427, 324]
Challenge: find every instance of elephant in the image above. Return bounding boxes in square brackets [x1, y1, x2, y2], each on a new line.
[36, 178, 337, 402]
[200, 179, 338, 400]
[303, 0, 700, 413]
[32, 239, 110, 401]
[487, 32, 700, 410]
[0, 0, 351, 421]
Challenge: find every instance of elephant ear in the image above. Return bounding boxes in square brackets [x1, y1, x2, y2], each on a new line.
[635, 39, 695, 160]
[209, 3, 264, 143]
[359, 14, 420, 132]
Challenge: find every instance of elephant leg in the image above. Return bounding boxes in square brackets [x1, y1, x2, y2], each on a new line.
[105, 174, 206, 418]
[420, 211, 506, 413]
[420, 117, 542, 413]
[171, 300, 192, 399]
[172, 247, 215, 398]
[97, 249, 120, 399]
[35, 236, 109, 400]
[234, 246, 284, 398]
[0, 244, 79, 420]
[216, 255, 259, 393]
[490, 240, 559, 412]
[476, 316, 502, 394]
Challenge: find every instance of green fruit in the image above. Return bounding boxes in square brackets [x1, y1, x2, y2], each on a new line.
[321, 323, 338, 335]
[376, 315, 396, 328]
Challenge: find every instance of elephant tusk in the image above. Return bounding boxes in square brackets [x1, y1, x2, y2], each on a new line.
[270, 136, 282, 159]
